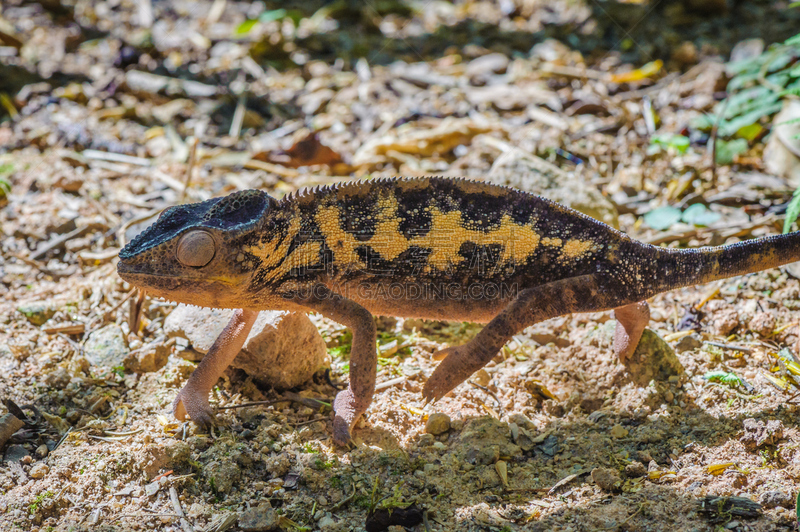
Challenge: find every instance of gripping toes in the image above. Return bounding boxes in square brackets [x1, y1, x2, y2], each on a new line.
[332, 386, 370, 446]
[173, 386, 216, 429]
[423, 344, 486, 403]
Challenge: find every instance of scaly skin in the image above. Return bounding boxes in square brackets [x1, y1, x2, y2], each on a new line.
[117, 177, 800, 445]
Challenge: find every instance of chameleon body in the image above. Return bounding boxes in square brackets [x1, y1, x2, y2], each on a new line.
[117, 177, 800, 445]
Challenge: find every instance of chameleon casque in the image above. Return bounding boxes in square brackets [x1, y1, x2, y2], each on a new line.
[117, 177, 800, 445]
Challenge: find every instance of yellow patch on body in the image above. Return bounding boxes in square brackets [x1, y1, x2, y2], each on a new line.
[369, 193, 413, 261]
[265, 241, 322, 281]
[371, 193, 543, 272]
[244, 217, 301, 268]
[315, 205, 365, 267]
[561, 239, 596, 260]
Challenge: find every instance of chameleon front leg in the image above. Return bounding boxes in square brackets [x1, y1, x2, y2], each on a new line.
[423, 274, 611, 403]
[292, 285, 377, 446]
[173, 308, 259, 427]
[613, 301, 650, 361]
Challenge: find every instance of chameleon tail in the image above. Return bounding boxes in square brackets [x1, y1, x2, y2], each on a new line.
[651, 230, 800, 292]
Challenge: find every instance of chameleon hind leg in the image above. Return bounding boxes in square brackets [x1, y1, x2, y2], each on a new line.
[423, 274, 617, 403]
[173, 308, 259, 427]
[613, 301, 650, 362]
[293, 285, 377, 446]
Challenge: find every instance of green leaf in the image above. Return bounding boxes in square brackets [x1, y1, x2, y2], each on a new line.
[715, 138, 749, 164]
[259, 8, 288, 22]
[796, 489, 800, 527]
[736, 123, 762, 141]
[235, 19, 259, 35]
[643, 206, 681, 231]
[649, 133, 690, 154]
[783, 187, 800, 234]
[719, 101, 783, 137]
[682, 204, 721, 227]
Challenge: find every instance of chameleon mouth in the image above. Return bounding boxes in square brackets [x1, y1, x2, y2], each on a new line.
[116, 263, 234, 289]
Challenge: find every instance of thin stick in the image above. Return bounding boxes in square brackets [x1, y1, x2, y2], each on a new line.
[179, 137, 199, 203]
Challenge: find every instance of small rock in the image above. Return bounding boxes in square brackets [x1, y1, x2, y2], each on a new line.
[425, 413, 451, 435]
[749, 311, 776, 337]
[44, 367, 71, 388]
[473, 369, 491, 387]
[4, 444, 29, 463]
[239, 502, 278, 532]
[625, 461, 647, 478]
[674, 333, 703, 353]
[619, 329, 685, 386]
[144, 480, 161, 497]
[35, 445, 48, 458]
[758, 490, 794, 510]
[84, 324, 129, 368]
[28, 463, 49, 479]
[17, 301, 56, 326]
[711, 308, 739, 336]
[508, 413, 537, 451]
[204, 459, 241, 494]
[456, 417, 521, 463]
[318, 515, 336, 528]
[164, 305, 328, 389]
[465, 445, 500, 466]
[741, 419, 784, 451]
[591, 467, 622, 492]
[124, 341, 169, 373]
[610, 424, 628, 439]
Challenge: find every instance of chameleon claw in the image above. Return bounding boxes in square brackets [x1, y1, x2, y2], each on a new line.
[173, 387, 217, 430]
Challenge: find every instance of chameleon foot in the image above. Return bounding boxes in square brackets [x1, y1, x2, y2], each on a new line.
[422, 344, 483, 404]
[332, 386, 369, 446]
[613, 301, 650, 362]
[173, 386, 217, 429]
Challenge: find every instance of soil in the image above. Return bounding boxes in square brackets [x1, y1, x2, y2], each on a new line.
[1, 1, 800, 531]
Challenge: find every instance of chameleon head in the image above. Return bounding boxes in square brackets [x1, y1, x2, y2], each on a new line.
[117, 189, 276, 308]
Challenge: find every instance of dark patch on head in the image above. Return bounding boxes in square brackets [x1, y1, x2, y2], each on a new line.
[203, 190, 269, 229]
[396, 187, 433, 239]
[120, 190, 271, 260]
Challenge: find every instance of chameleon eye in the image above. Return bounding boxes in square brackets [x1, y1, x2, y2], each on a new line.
[176, 231, 215, 267]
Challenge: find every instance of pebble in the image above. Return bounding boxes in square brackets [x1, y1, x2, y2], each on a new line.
[759, 490, 794, 509]
[84, 324, 129, 368]
[425, 413, 451, 435]
[624, 461, 647, 478]
[164, 305, 328, 389]
[318, 515, 336, 527]
[124, 341, 169, 373]
[239, 502, 278, 532]
[16, 301, 56, 326]
[28, 463, 49, 479]
[203, 460, 242, 494]
[610, 424, 628, 439]
[674, 333, 703, 353]
[591, 467, 622, 492]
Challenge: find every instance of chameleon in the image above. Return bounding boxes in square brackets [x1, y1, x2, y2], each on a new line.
[117, 177, 800, 445]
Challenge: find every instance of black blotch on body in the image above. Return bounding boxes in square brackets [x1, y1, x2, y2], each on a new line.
[396, 187, 433, 239]
[459, 193, 507, 231]
[458, 242, 504, 273]
[337, 193, 378, 242]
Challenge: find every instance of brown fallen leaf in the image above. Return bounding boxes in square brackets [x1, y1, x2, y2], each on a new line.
[266, 132, 344, 168]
